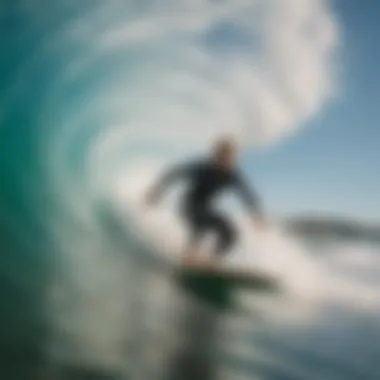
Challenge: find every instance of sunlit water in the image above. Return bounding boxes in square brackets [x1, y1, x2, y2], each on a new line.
[1, 1, 379, 379]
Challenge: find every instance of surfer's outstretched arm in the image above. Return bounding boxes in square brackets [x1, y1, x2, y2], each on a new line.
[146, 161, 197, 205]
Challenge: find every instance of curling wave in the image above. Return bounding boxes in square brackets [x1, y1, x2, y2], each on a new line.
[2, 1, 380, 379]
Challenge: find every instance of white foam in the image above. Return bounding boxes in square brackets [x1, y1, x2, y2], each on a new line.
[114, 163, 380, 318]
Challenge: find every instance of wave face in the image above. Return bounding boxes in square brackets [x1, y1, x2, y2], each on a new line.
[1, 1, 380, 379]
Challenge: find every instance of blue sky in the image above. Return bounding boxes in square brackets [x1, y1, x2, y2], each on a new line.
[242, 0, 380, 222]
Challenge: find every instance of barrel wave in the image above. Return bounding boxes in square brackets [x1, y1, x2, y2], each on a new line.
[1, 1, 380, 380]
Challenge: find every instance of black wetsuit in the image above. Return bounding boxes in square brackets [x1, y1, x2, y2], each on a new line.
[152, 159, 262, 256]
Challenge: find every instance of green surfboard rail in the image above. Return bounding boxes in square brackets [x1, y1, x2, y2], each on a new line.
[176, 268, 279, 310]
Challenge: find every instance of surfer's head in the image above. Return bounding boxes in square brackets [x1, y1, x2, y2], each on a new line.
[212, 136, 237, 170]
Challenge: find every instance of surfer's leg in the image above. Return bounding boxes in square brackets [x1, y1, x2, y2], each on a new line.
[182, 207, 207, 265]
[209, 212, 237, 257]
[182, 210, 236, 270]
[183, 230, 202, 263]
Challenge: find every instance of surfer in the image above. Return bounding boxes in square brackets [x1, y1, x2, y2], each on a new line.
[145, 137, 267, 267]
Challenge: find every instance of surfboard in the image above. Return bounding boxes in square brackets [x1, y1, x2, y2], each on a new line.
[176, 264, 280, 309]
[179, 264, 279, 290]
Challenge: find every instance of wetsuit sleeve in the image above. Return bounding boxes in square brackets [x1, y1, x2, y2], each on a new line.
[233, 172, 263, 216]
[149, 161, 198, 200]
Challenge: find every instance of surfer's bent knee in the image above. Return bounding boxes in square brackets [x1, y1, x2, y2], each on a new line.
[216, 221, 236, 256]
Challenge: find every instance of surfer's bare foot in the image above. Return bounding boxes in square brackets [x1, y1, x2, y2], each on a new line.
[182, 250, 202, 267]
[188, 257, 220, 271]
[182, 248, 202, 266]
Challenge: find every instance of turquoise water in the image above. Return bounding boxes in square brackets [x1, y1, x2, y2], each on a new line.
[1, 2, 380, 379]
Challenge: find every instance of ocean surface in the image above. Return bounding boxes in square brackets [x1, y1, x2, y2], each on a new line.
[1, 1, 379, 379]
